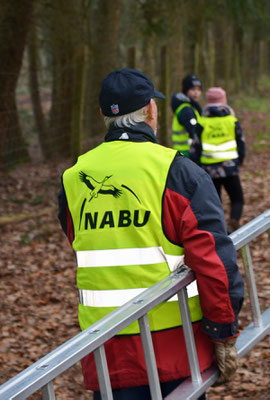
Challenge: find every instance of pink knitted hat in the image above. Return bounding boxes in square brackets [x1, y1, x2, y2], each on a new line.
[206, 87, 227, 105]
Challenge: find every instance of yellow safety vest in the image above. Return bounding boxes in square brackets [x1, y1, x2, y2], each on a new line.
[199, 115, 238, 164]
[172, 103, 200, 157]
[63, 140, 202, 334]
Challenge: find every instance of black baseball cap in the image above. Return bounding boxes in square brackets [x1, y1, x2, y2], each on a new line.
[99, 68, 165, 117]
[182, 74, 202, 95]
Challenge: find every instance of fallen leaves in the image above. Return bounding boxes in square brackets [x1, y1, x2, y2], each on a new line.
[206, 109, 270, 399]
[0, 109, 270, 399]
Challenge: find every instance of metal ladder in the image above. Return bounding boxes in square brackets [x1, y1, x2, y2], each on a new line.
[0, 209, 270, 400]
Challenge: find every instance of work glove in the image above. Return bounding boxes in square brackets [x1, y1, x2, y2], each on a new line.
[213, 336, 239, 385]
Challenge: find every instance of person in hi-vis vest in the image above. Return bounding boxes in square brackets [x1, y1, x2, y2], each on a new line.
[171, 74, 203, 159]
[194, 87, 246, 234]
[58, 69, 244, 400]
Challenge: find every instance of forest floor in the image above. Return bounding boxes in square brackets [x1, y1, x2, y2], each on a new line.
[0, 101, 270, 399]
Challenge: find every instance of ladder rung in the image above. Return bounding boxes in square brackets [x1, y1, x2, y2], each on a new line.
[165, 307, 270, 400]
[236, 307, 270, 358]
[94, 345, 113, 400]
[138, 314, 163, 400]
[164, 366, 219, 400]
[41, 381, 55, 400]
[177, 288, 202, 384]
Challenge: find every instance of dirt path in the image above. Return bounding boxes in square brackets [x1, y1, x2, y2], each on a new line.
[207, 108, 270, 399]
[0, 108, 270, 399]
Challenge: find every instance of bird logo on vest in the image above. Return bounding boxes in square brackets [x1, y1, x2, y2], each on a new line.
[79, 171, 122, 202]
[78, 171, 145, 230]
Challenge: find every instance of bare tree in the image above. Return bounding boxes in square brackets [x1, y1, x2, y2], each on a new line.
[87, 0, 123, 139]
[48, 0, 77, 158]
[0, 0, 33, 169]
[27, 17, 51, 159]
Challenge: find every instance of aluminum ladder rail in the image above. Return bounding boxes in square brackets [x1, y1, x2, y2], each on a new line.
[0, 209, 270, 400]
[166, 209, 270, 399]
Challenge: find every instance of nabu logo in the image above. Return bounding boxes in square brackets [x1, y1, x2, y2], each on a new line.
[78, 171, 149, 230]
[206, 125, 230, 140]
[85, 210, 150, 230]
[79, 171, 122, 202]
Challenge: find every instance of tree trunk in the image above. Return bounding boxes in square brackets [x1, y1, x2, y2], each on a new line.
[88, 0, 123, 139]
[27, 21, 50, 159]
[48, 1, 75, 158]
[127, 46, 137, 69]
[71, 45, 88, 163]
[0, 0, 33, 170]
[258, 40, 266, 77]
[194, 42, 201, 78]
[243, 36, 253, 91]
[233, 42, 241, 92]
[224, 26, 233, 92]
[233, 26, 243, 92]
[141, 38, 156, 78]
[159, 45, 169, 147]
[266, 40, 270, 74]
[207, 24, 215, 88]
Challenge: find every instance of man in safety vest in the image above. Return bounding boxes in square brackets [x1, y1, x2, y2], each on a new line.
[194, 87, 246, 233]
[171, 74, 203, 159]
[58, 69, 244, 399]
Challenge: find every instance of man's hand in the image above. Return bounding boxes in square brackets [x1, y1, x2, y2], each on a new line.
[213, 337, 238, 385]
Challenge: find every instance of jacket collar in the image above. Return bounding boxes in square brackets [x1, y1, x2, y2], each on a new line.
[189, 98, 202, 115]
[104, 122, 158, 144]
[202, 105, 233, 117]
[171, 92, 202, 115]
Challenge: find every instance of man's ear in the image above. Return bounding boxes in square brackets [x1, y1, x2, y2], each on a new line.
[100, 108, 104, 118]
[147, 99, 154, 120]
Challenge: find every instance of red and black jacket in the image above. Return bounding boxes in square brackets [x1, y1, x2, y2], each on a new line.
[58, 122, 244, 389]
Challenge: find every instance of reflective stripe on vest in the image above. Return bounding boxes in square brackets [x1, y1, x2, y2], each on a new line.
[171, 135, 192, 148]
[202, 149, 238, 160]
[200, 115, 238, 164]
[76, 247, 184, 271]
[79, 281, 199, 307]
[76, 247, 197, 309]
[63, 140, 203, 334]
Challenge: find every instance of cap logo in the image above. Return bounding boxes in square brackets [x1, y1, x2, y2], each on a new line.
[111, 104, 119, 115]
[192, 79, 201, 87]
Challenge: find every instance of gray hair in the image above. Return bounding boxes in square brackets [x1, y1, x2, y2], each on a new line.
[103, 105, 149, 129]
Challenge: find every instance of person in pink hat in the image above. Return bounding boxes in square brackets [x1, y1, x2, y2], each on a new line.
[194, 87, 246, 233]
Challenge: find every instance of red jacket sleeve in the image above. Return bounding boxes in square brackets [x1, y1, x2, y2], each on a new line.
[163, 153, 244, 339]
[58, 185, 74, 244]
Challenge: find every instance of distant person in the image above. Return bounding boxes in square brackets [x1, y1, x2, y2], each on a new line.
[170, 74, 202, 158]
[196, 87, 246, 233]
[58, 69, 244, 399]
